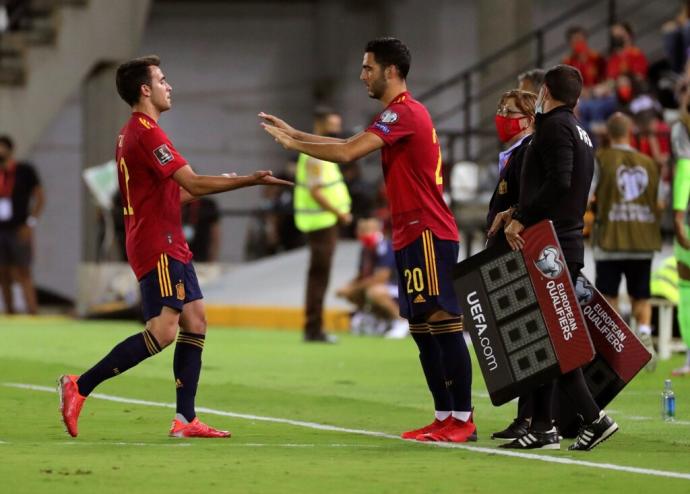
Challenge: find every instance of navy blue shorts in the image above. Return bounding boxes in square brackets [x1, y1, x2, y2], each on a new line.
[395, 230, 461, 320]
[138, 253, 203, 321]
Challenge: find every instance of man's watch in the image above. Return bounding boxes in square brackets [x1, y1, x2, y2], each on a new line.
[26, 216, 38, 228]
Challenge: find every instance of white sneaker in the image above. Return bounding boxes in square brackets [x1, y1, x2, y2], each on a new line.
[385, 319, 409, 339]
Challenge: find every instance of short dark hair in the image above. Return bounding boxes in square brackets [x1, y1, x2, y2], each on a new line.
[566, 25, 586, 41]
[116, 55, 161, 106]
[364, 37, 411, 79]
[544, 64, 583, 108]
[0, 135, 14, 150]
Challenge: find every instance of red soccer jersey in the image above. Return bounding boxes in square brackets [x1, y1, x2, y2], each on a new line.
[365, 92, 459, 250]
[115, 112, 192, 279]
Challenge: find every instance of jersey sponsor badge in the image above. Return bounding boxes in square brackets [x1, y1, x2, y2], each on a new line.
[154, 144, 174, 166]
[379, 109, 398, 124]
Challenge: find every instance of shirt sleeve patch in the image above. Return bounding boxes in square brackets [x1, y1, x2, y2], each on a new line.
[379, 110, 398, 124]
[153, 144, 174, 166]
[373, 122, 391, 134]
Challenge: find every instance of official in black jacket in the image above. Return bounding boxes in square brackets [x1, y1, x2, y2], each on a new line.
[492, 65, 619, 452]
[486, 90, 538, 441]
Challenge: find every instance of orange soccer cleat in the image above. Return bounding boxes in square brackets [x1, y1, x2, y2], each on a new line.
[418, 413, 477, 443]
[400, 416, 452, 440]
[58, 374, 86, 437]
[169, 416, 231, 438]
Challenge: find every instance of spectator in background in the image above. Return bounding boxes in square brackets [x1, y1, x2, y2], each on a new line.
[562, 26, 606, 92]
[517, 69, 545, 94]
[182, 198, 220, 262]
[336, 218, 407, 338]
[661, 1, 690, 74]
[607, 22, 648, 82]
[591, 113, 661, 369]
[629, 89, 672, 180]
[293, 107, 352, 343]
[0, 135, 44, 314]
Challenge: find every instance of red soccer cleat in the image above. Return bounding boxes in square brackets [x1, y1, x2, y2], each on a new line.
[169, 417, 231, 438]
[401, 416, 452, 440]
[418, 413, 478, 443]
[58, 374, 86, 438]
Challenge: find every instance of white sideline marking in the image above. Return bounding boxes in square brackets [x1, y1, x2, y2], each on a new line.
[5, 382, 690, 481]
[60, 441, 192, 447]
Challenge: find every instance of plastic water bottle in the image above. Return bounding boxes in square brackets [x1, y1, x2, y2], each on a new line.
[661, 379, 675, 422]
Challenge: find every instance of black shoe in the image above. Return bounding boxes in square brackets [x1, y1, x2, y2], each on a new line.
[304, 333, 338, 344]
[568, 411, 618, 451]
[499, 427, 560, 450]
[491, 417, 530, 441]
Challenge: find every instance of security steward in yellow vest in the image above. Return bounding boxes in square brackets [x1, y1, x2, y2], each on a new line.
[591, 112, 661, 366]
[294, 109, 352, 342]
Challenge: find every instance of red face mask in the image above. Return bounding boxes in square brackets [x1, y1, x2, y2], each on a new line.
[359, 232, 381, 249]
[617, 85, 633, 102]
[573, 39, 588, 55]
[494, 115, 525, 143]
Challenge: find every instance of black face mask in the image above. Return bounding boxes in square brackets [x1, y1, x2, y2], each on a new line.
[611, 35, 626, 50]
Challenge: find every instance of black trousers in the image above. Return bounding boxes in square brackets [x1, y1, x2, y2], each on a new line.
[530, 262, 601, 430]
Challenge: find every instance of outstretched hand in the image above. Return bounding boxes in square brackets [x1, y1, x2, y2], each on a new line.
[251, 170, 293, 187]
[258, 112, 295, 136]
[262, 124, 294, 150]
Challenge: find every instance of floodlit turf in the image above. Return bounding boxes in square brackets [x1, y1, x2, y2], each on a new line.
[1, 317, 689, 493]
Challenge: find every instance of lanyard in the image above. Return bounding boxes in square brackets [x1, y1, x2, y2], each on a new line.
[0, 162, 17, 198]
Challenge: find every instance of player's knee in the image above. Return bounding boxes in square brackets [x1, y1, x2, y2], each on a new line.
[186, 315, 207, 335]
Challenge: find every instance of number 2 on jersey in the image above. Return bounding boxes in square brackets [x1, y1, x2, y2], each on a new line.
[119, 158, 134, 216]
[432, 128, 443, 185]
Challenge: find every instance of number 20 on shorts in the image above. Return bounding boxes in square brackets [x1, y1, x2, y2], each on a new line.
[404, 267, 425, 294]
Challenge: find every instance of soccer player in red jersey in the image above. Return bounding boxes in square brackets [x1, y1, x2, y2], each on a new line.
[261, 37, 475, 443]
[58, 55, 291, 438]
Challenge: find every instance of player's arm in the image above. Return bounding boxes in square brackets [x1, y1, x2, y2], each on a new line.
[180, 187, 197, 204]
[259, 112, 349, 144]
[179, 172, 238, 204]
[263, 125, 384, 163]
[173, 166, 292, 197]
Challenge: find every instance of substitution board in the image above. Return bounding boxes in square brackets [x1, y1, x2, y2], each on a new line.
[453, 220, 595, 405]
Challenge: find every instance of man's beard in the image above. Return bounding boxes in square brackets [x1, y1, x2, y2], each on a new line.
[368, 77, 386, 99]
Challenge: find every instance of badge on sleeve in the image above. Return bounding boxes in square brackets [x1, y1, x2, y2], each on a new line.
[379, 110, 398, 124]
[153, 144, 174, 166]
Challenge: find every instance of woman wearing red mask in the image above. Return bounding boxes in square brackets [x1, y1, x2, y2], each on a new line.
[485, 89, 537, 443]
[487, 90, 536, 248]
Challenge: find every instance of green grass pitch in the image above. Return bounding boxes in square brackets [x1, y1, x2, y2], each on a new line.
[1, 317, 689, 493]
